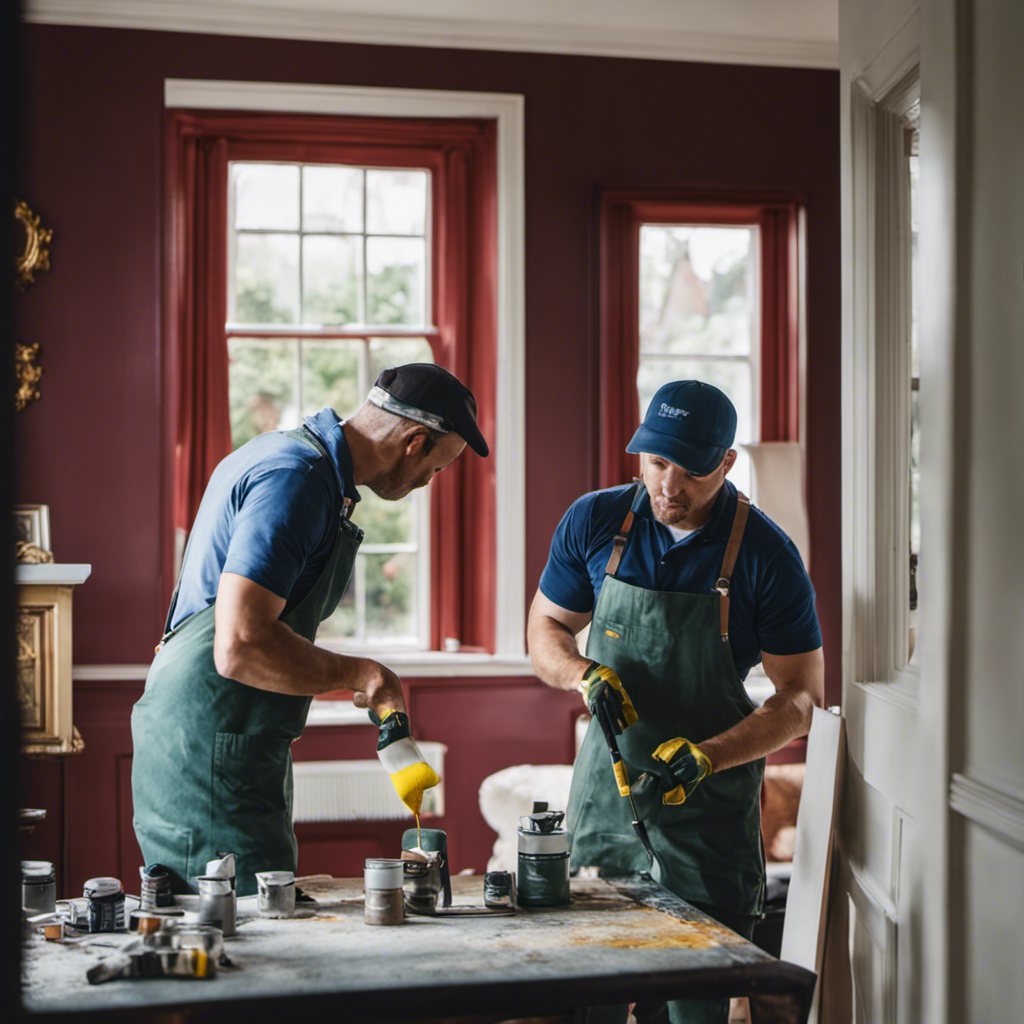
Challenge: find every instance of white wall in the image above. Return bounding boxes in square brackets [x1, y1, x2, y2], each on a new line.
[837, 0, 1024, 1021]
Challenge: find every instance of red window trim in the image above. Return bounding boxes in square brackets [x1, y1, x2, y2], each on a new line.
[163, 110, 498, 652]
[599, 188, 802, 488]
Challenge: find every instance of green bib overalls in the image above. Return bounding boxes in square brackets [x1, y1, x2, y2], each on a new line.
[131, 426, 362, 897]
[568, 486, 764, 1024]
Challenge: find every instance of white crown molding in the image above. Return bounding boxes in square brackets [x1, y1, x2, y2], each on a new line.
[25, 0, 838, 69]
[950, 772, 1024, 851]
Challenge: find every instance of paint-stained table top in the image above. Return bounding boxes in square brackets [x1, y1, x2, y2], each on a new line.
[22, 874, 814, 1023]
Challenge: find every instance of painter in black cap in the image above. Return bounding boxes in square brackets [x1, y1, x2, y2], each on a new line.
[368, 363, 489, 457]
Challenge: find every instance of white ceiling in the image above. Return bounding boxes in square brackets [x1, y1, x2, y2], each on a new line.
[25, 0, 839, 68]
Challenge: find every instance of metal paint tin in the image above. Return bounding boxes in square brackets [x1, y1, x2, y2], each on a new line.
[22, 861, 56, 915]
[517, 810, 571, 907]
[364, 858, 404, 926]
[255, 870, 296, 917]
[83, 877, 126, 932]
[196, 876, 236, 937]
[483, 870, 515, 909]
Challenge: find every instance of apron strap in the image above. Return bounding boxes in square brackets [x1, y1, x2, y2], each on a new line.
[604, 482, 644, 577]
[714, 491, 750, 641]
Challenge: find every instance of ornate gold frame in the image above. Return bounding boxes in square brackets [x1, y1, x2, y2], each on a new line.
[16, 342, 43, 412]
[15, 201, 52, 292]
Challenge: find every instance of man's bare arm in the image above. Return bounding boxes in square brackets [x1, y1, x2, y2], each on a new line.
[698, 648, 824, 773]
[527, 590, 594, 692]
[213, 572, 405, 716]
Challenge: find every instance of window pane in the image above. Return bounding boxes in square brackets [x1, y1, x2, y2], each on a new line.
[639, 225, 754, 356]
[365, 551, 417, 640]
[366, 169, 428, 235]
[233, 164, 299, 230]
[302, 165, 363, 233]
[301, 339, 363, 419]
[369, 337, 434, 381]
[367, 237, 426, 324]
[358, 490, 416, 546]
[302, 235, 362, 325]
[317, 576, 357, 641]
[227, 338, 299, 449]
[235, 233, 299, 323]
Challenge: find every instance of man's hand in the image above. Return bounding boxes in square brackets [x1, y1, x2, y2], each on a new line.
[651, 737, 713, 805]
[349, 660, 406, 719]
[375, 710, 441, 816]
[581, 662, 638, 732]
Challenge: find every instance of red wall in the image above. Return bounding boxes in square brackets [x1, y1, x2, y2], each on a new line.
[15, 24, 841, 896]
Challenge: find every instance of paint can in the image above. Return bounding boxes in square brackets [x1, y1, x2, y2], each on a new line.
[483, 870, 515, 909]
[255, 871, 296, 917]
[364, 858, 404, 925]
[516, 806, 571, 907]
[138, 864, 175, 910]
[22, 861, 56, 915]
[83, 877, 126, 932]
[196, 876, 236, 937]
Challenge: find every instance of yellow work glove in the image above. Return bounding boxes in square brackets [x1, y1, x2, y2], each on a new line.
[375, 710, 441, 815]
[580, 661, 638, 733]
[651, 737, 713, 805]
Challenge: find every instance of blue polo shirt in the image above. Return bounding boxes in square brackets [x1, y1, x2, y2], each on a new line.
[539, 480, 821, 680]
[169, 408, 360, 630]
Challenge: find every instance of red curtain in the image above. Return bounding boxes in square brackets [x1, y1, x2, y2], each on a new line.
[598, 188, 803, 489]
[165, 116, 233, 545]
[163, 111, 498, 651]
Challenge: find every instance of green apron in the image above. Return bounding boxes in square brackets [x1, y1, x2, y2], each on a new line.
[567, 485, 765, 917]
[131, 426, 362, 897]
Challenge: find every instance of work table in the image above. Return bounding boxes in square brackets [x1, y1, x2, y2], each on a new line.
[23, 874, 814, 1022]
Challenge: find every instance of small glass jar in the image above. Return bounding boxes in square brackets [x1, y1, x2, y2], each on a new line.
[22, 861, 56, 915]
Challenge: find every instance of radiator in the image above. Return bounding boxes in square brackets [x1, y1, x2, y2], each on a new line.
[292, 741, 447, 822]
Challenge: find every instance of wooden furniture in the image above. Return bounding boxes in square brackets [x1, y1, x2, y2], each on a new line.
[23, 874, 815, 1023]
[16, 563, 91, 755]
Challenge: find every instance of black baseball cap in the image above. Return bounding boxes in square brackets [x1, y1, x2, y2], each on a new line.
[626, 380, 737, 476]
[368, 363, 489, 457]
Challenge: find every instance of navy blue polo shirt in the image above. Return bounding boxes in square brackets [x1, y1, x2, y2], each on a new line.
[169, 408, 360, 630]
[539, 480, 821, 681]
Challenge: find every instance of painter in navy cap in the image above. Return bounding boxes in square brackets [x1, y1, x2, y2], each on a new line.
[369, 363, 489, 458]
[627, 380, 737, 478]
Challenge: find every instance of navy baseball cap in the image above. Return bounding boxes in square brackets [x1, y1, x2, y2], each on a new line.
[368, 363, 489, 457]
[626, 381, 737, 476]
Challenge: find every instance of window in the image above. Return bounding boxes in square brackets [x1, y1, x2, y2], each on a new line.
[226, 161, 434, 648]
[639, 223, 759, 495]
[600, 190, 802, 494]
[164, 96, 519, 661]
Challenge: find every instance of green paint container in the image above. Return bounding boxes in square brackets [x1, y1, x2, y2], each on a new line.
[516, 804, 570, 907]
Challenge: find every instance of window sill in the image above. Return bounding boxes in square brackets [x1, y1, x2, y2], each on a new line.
[313, 644, 535, 679]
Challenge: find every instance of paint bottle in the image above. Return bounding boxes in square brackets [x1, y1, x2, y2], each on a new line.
[364, 858, 404, 925]
[255, 871, 296, 917]
[196, 876, 236, 937]
[22, 861, 56, 915]
[516, 804, 571, 907]
[83, 877, 126, 932]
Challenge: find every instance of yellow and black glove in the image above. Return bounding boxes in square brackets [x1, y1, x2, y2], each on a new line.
[579, 661, 638, 733]
[373, 709, 441, 815]
[651, 737, 713, 805]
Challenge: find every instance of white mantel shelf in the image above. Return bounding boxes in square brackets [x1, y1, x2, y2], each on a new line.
[17, 564, 92, 586]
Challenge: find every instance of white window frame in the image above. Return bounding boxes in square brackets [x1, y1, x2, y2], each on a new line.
[843, 56, 921, 702]
[226, 159, 435, 651]
[165, 78, 528, 677]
